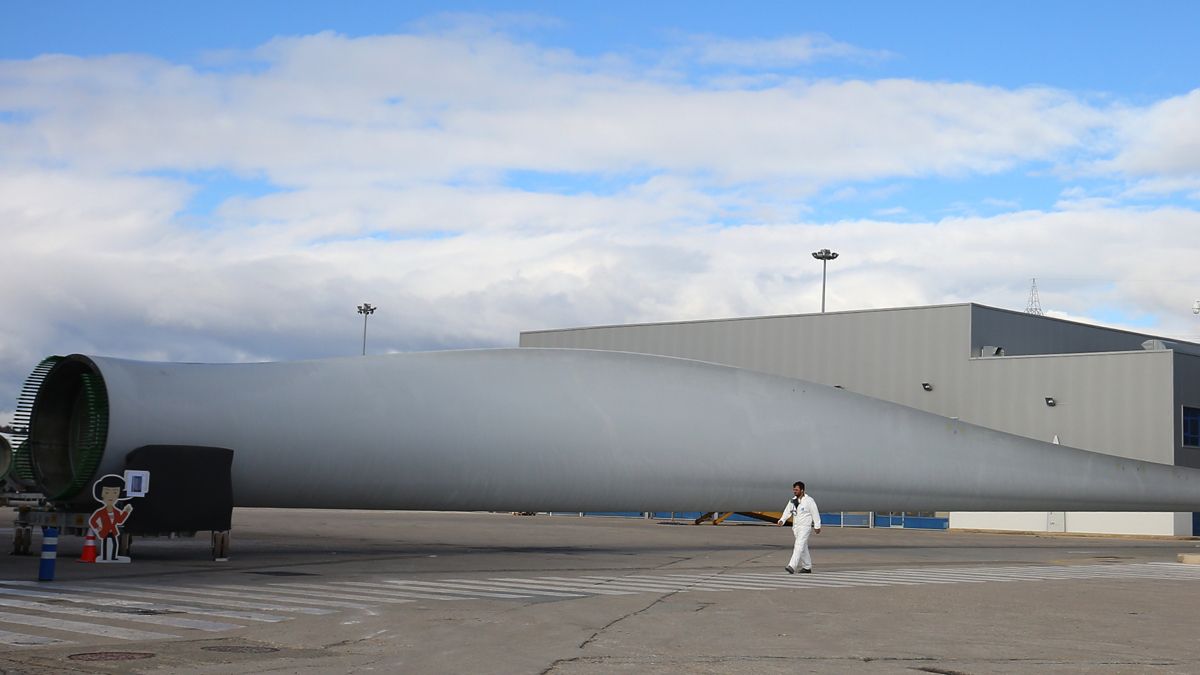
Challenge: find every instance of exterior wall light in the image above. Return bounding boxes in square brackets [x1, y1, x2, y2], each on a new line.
[921, 382, 933, 391]
[1045, 397, 1056, 407]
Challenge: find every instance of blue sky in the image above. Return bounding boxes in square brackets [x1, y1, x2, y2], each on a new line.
[6, 2, 1199, 96]
[2, 2, 1200, 423]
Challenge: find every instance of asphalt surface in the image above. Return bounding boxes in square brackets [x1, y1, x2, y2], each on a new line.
[1, 509, 1198, 674]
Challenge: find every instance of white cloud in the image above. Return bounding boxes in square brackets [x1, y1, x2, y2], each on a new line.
[1119, 176, 1200, 200]
[1, 30, 1107, 190]
[685, 33, 890, 68]
[2, 21, 1200, 420]
[1101, 88, 1200, 183]
[981, 197, 1021, 209]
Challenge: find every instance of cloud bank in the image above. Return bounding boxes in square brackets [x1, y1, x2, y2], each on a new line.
[1, 19, 1198, 423]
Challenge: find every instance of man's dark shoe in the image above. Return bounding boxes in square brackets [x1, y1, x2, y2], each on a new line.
[799, 568, 812, 574]
[785, 566, 795, 574]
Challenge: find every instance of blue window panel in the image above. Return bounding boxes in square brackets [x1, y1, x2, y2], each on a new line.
[1184, 407, 1200, 447]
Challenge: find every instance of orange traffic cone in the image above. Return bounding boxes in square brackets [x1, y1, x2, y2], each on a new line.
[79, 533, 97, 563]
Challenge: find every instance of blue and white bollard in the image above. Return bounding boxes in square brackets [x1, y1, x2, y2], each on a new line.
[38, 527, 58, 582]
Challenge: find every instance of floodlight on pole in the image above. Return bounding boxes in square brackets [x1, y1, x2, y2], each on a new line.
[811, 248, 839, 313]
[357, 303, 376, 356]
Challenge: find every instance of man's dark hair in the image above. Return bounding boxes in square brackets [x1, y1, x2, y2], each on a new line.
[793, 481, 805, 490]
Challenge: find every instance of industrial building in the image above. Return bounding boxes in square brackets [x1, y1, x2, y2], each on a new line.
[520, 303, 1200, 537]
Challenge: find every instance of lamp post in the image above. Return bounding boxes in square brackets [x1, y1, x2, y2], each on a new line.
[357, 303, 376, 356]
[811, 248, 839, 313]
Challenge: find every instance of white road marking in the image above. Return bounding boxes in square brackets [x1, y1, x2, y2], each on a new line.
[0, 583, 287, 623]
[61, 581, 336, 615]
[291, 581, 469, 602]
[0, 609, 176, 641]
[3, 561, 1198, 651]
[0, 627, 70, 647]
[254, 583, 414, 605]
[635, 574, 781, 590]
[735, 572, 901, 587]
[382, 580, 532, 599]
[0, 596, 241, 632]
[441, 579, 586, 597]
[573, 576, 719, 593]
[489, 578, 637, 595]
[159, 584, 378, 609]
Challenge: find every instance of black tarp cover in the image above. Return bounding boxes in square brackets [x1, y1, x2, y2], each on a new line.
[122, 445, 233, 533]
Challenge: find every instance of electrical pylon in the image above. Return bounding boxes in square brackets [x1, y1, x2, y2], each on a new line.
[1025, 278, 1044, 315]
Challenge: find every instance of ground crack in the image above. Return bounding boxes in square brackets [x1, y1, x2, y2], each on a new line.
[577, 589, 681, 651]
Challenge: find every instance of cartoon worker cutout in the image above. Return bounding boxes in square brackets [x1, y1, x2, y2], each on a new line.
[89, 474, 133, 563]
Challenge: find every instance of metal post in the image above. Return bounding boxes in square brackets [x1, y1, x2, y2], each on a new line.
[821, 260, 828, 312]
[38, 527, 58, 582]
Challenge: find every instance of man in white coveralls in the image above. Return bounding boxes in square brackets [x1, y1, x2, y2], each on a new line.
[776, 480, 821, 573]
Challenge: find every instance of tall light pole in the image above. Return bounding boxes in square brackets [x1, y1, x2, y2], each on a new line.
[811, 248, 839, 313]
[357, 303, 376, 356]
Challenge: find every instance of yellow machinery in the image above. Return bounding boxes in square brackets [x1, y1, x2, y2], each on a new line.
[694, 511, 784, 525]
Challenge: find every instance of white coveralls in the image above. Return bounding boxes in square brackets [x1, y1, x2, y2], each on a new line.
[778, 494, 822, 571]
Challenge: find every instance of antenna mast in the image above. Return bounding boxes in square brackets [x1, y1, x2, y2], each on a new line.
[1025, 278, 1044, 315]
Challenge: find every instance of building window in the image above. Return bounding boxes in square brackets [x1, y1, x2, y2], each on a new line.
[1184, 407, 1200, 447]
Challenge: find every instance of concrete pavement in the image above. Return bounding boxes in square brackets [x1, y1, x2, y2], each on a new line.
[0, 509, 1198, 674]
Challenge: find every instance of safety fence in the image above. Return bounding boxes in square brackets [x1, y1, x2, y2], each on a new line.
[544, 511, 949, 530]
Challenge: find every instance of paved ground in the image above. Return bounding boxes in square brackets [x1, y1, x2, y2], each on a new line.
[0, 509, 1198, 674]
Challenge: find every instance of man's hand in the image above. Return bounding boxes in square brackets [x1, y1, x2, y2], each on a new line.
[775, 521, 783, 526]
[814, 528, 821, 534]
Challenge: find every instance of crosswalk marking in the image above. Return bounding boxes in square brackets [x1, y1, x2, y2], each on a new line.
[2, 562, 1198, 651]
[536, 575, 676, 593]
[0, 609, 177, 641]
[0, 583, 288, 623]
[0, 627, 70, 647]
[273, 581, 465, 602]
[861, 571, 980, 584]
[251, 583, 414, 605]
[332, 581, 470, 601]
[573, 576, 717, 593]
[78, 581, 336, 615]
[490, 577, 637, 595]
[441, 579, 587, 597]
[0, 596, 241, 632]
[642, 574, 781, 590]
[383, 580, 533, 599]
[724, 572, 862, 588]
[737, 572, 902, 586]
[136, 584, 376, 609]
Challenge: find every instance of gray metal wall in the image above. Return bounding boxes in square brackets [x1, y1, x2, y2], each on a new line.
[522, 304, 973, 411]
[963, 351, 1173, 463]
[1174, 353, 1200, 469]
[969, 305, 1157, 357]
[521, 303, 1179, 464]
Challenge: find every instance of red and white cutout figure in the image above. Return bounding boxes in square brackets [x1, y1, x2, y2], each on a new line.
[88, 474, 134, 563]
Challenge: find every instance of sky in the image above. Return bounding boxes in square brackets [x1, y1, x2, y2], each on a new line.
[3, 1, 1200, 426]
